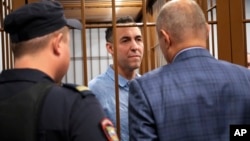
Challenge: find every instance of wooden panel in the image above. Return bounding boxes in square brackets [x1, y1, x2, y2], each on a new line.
[10, 0, 143, 24]
[61, 0, 142, 23]
[12, 0, 25, 10]
[64, 7, 141, 23]
[230, 0, 246, 67]
[216, 0, 232, 62]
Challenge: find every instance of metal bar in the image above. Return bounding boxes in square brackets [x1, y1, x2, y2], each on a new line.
[146, 13, 156, 70]
[210, 0, 215, 56]
[62, 2, 142, 9]
[97, 28, 101, 75]
[211, 23, 215, 56]
[89, 29, 93, 79]
[85, 22, 156, 29]
[142, 0, 149, 73]
[111, 0, 121, 139]
[4, 0, 10, 69]
[8, 0, 13, 68]
[0, 0, 5, 70]
[81, 0, 88, 86]
[72, 29, 76, 84]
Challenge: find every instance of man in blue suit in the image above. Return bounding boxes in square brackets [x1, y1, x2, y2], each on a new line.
[128, 0, 250, 141]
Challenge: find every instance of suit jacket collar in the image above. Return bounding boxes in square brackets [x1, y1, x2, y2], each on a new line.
[173, 47, 213, 63]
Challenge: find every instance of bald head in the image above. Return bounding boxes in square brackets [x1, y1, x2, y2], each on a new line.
[156, 0, 208, 43]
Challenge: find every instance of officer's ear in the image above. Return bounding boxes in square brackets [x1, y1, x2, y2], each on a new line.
[52, 33, 64, 56]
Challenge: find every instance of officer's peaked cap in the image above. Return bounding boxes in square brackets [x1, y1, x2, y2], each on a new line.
[4, 0, 82, 43]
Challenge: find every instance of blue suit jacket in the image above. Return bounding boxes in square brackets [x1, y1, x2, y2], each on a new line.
[129, 48, 250, 141]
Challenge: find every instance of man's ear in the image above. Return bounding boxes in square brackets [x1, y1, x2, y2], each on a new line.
[52, 33, 63, 56]
[160, 29, 171, 46]
[206, 23, 210, 38]
[106, 42, 114, 55]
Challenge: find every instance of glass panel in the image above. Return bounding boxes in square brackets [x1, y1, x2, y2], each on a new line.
[65, 60, 75, 83]
[246, 24, 250, 52]
[245, 0, 250, 19]
[87, 59, 93, 81]
[208, 11, 212, 21]
[99, 28, 108, 56]
[91, 59, 99, 79]
[75, 60, 83, 85]
[208, 24, 218, 59]
[207, 0, 211, 9]
[2, 3, 4, 16]
[86, 29, 91, 56]
[208, 24, 214, 55]
[213, 24, 218, 59]
[244, 0, 250, 69]
[207, 0, 216, 9]
[212, 0, 216, 6]
[212, 8, 217, 21]
[74, 29, 82, 58]
[69, 30, 74, 57]
[86, 27, 111, 81]
[100, 59, 109, 74]
[206, 0, 218, 59]
[87, 59, 91, 81]
[90, 28, 100, 57]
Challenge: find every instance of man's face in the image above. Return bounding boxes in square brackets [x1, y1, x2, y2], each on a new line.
[114, 27, 144, 72]
[106, 27, 144, 72]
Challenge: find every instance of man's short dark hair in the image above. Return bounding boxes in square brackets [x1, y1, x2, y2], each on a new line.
[105, 16, 135, 42]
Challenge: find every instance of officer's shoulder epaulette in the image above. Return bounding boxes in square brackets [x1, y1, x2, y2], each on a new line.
[62, 83, 92, 97]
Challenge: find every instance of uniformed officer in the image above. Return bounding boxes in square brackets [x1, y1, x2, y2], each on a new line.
[0, 0, 118, 141]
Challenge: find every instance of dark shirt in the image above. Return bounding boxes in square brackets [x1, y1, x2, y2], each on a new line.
[0, 69, 108, 141]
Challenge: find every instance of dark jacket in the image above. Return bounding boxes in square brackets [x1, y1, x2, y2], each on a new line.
[0, 69, 109, 141]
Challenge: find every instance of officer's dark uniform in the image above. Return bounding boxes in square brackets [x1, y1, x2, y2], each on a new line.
[0, 69, 110, 141]
[0, 0, 119, 140]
